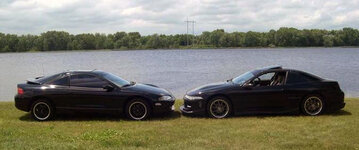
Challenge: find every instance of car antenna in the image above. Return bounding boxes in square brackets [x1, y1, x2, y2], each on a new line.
[41, 63, 45, 76]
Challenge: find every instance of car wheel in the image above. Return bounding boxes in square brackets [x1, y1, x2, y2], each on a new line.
[301, 95, 324, 116]
[207, 97, 232, 119]
[126, 99, 150, 120]
[31, 99, 54, 121]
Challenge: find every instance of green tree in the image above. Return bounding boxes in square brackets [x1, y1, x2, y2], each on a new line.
[40, 31, 71, 51]
[244, 31, 261, 47]
[341, 28, 359, 46]
[210, 29, 225, 47]
[145, 34, 167, 49]
[323, 35, 334, 47]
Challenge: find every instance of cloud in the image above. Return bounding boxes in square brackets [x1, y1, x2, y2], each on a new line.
[0, 0, 358, 35]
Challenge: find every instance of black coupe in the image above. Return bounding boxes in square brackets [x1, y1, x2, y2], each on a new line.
[15, 70, 175, 121]
[180, 66, 345, 118]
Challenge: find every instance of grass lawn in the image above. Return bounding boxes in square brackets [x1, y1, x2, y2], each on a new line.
[0, 98, 358, 150]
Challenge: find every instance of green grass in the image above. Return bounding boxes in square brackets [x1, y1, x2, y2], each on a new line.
[0, 98, 358, 150]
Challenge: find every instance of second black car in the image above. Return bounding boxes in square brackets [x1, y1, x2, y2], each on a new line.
[180, 66, 345, 118]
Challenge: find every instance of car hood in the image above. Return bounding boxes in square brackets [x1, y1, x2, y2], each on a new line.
[125, 83, 172, 96]
[187, 82, 232, 95]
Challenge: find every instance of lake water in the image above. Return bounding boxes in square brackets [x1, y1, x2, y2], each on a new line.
[0, 48, 358, 101]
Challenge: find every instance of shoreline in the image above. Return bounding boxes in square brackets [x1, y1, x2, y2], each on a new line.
[1, 46, 359, 54]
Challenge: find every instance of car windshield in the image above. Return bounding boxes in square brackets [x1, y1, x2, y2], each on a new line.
[101, 72, 131, 87]
[232, 71, 255, 85]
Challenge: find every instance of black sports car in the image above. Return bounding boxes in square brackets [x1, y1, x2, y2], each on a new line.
[180, 66, 345, 118]
[15, 70, 175, 121]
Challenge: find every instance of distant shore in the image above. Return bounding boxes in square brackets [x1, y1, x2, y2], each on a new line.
[1, 46, 359, 54]
[2, 27, 359, 53]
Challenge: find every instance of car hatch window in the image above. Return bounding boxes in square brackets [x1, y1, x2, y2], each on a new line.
[287, 72, 318, 84]
[34, 73, 62, 84]
[70, 74, 108, 88]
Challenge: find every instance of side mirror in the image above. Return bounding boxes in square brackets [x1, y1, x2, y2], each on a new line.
[242, 83, 253, 89]
[103, 85, 114, 92]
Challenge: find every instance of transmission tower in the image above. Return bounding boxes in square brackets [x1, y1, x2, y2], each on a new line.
[185, 17, 196, 46]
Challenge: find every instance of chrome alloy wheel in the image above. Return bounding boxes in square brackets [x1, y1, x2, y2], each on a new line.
[128, 101, 148, 120]
[304, 96, 323, 116]
[209, 99, 230, 118]
[33, 102, 51, 120]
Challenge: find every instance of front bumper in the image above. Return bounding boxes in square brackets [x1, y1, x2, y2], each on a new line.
[152, 100, 175, 114]
[180, 98, 206, 115]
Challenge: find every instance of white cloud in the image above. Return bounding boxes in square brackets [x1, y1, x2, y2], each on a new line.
[0, 0, 358, 35]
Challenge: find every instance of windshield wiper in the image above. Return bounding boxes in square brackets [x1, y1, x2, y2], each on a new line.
[122, 84, 131, 87]
[226, 78, 233, 82]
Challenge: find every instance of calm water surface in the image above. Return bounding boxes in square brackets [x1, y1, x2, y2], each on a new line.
[0, 48, 358, 101]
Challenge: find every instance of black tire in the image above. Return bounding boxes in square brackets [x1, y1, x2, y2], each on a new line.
[125, 98, 151, 120]
[31, 99, 54, 121]
[206, 96, 232, 119]
[301, 95, 325, 116]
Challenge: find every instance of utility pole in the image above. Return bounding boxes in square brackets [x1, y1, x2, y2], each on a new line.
[185, 17, 195, 46]
[186, 17, 189, 46]
[192, 20, 195, 47]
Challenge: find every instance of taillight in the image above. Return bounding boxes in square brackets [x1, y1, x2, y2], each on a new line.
[17, 88, 24, 95]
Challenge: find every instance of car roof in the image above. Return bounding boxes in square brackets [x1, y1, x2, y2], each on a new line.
[259, 65, 282, 71]
[252, 65, 283, 74]
[252, 66, 323, 80]
[64, 69, 105, 74]
[254, 66, 304, 73]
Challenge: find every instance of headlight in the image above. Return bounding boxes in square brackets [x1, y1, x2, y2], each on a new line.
[159, 95, 173, 101]
[184, 95, 203, 100]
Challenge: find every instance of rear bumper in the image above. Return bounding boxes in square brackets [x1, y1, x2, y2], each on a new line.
[327, 102, 345, 112]
[326, 91, 345, 112]
[14, 94, 32, 112]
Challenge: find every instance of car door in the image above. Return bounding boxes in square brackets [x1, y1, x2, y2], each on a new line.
[239, 71, 288, 113]
[43, 73, 71, 108]
[68, 73, 119, 110]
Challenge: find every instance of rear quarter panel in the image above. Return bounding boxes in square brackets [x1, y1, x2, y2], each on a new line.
[284, 82, 323, 111]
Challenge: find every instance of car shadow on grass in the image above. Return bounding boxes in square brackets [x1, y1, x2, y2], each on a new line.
[19, 111, 181, 122]
[181, 109, 351, 119]
[323, 110, 352, 116]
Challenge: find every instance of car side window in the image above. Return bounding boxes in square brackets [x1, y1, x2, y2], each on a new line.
[258, 72, 275, 81]
[49, 76, 69, 86]
[251, 72, 275, 87]
[252, 72, 286, 86]
[70, 74, 108, 88]
[286, 72, 318, 84]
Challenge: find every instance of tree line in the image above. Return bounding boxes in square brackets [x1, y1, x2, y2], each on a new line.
[1, 27, 359, 52]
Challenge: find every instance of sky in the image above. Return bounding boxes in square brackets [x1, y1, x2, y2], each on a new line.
[1, 0, 359, 35]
